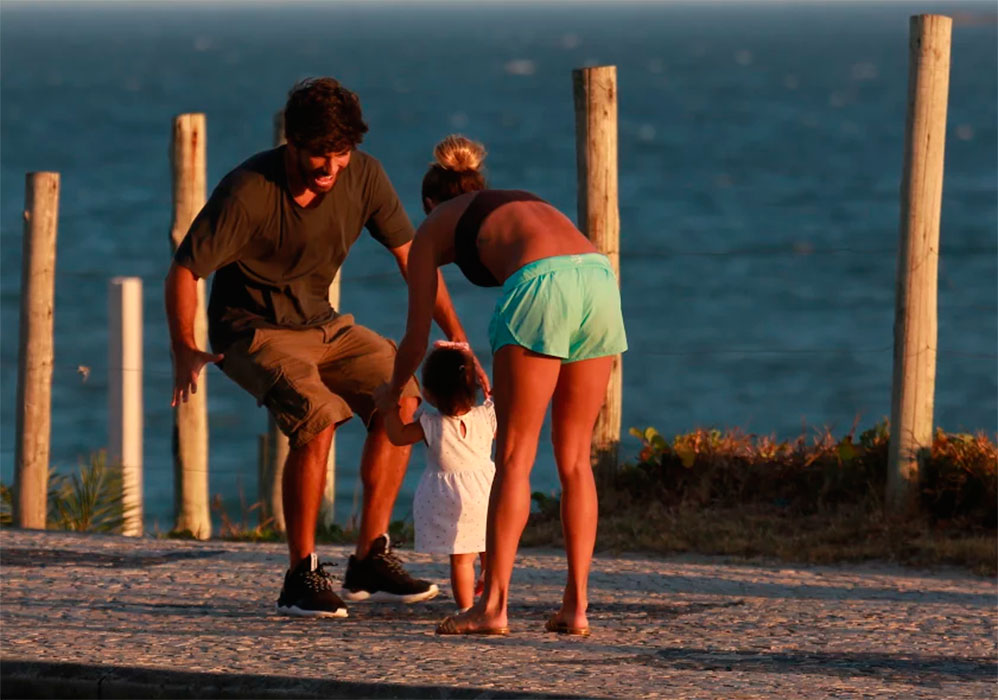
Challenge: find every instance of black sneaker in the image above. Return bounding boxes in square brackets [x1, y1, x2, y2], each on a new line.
[276, 553, 348, 618]
[341, 533, 439, 603]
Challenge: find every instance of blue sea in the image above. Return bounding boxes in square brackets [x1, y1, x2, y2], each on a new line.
[2, 1, 996, 531]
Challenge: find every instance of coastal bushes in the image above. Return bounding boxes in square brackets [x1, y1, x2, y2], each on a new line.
[522, 421, 997, 575]
[0, 450, 130, 532]
[3, 422, 993, 574]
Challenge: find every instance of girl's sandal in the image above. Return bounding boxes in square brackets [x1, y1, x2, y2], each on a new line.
[436, 615, 510, 636]
[544, 614, 591, 637]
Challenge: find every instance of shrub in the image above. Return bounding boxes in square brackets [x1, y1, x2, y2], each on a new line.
[48, 450, 133, 532]
[621, 422, 995, 528]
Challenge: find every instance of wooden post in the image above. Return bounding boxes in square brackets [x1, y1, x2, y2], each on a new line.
[258, 432, 286, 530]
[887, 15, 952, 513]
[109, 277, 143, 536]
[261, 109, 339, 531]
[573, 65, 623, 478]
[321, 278, 340, 528]
[261, 110, 290, 533]
[14, 172, 59, 529]
[169, 113, 211, 539]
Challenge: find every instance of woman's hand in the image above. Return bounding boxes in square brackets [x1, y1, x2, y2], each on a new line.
[469, 348, 491, 396]
[433, 340, 491, 396]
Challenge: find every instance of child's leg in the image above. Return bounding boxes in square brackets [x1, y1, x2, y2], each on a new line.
[450, 553, 478, 610]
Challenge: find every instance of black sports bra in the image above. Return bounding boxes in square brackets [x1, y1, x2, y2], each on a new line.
[453, 189, 546, 287]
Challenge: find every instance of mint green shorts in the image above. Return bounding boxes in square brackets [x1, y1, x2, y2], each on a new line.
[488, 253, 628, 362]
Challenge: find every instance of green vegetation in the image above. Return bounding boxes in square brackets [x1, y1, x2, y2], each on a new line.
[5, 423, 993, 576]
[522, 422, 997, 576]
[1, 450, 132, 533]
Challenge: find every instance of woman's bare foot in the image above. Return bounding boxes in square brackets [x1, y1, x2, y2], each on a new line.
[436, 600, 509, 635]
[545, 606, 589, 635]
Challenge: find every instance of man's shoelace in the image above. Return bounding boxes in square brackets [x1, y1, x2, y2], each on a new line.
[302, 561, 338, 592]
[374, 548, 414, 581]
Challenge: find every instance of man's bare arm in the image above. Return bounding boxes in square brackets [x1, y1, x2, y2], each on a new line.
[165, 261, 223, 406]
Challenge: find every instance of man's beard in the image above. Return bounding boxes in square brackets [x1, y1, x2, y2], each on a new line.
[298, 155, 337, 193]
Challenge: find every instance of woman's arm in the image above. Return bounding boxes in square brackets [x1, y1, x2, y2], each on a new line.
[388, 240, 469, 345]
[386, 231, 439, 402]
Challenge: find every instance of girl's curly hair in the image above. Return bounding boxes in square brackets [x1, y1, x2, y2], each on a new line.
[421, 345, 478, 416]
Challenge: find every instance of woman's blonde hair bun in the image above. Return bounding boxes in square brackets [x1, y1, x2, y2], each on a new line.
[433, 134, 486, 173]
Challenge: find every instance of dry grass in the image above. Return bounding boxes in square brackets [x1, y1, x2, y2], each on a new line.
[522, 423, 997, 576]
[172, 421, 995, 576]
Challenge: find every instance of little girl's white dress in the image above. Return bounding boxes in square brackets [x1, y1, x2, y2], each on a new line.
[413, 399, 496, 554]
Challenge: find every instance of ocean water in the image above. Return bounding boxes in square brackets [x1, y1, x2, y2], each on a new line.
[2, 1, 995, 531]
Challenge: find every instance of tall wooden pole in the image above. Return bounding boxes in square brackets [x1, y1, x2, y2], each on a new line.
[573, 65, 623, 478]
[14, 172, 59, 529]
[887, 15, 952, 513]
[169, 113, 211, 538]
[322, 274, 340, 528]
[261, 109, 340, 531]
[262, 110, 290, 533]
[109, 277, 144, 536]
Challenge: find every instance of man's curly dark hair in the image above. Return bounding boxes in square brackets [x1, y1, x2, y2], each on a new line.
[284, 77, 368, 153]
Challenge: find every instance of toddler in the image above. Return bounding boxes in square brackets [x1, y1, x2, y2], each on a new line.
[379, 341, 496, 611]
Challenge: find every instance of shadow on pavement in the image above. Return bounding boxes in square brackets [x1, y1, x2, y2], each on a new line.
[1, 660, 590, 699]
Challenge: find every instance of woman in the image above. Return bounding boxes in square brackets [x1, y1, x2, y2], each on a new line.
[379, 135, 627, 636]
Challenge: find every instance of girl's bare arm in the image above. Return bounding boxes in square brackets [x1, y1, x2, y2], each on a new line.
[381, 400, 426, 447]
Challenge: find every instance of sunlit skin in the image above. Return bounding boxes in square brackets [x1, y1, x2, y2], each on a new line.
[383, 193, 612, 634]
[165, 135, 482, 565]
[377, 376, 491, 609]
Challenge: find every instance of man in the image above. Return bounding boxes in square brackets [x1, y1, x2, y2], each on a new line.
[165, 77, 477, 618]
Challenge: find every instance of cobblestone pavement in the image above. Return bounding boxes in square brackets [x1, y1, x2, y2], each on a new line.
[2, 529, 995, 698]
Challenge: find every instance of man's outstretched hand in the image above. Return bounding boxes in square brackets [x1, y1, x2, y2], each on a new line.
[171, 344, 223, 407]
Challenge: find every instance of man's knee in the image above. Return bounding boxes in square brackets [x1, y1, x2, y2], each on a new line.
[287, 421, 335, 456]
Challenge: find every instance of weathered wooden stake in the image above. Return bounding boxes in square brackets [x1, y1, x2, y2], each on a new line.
[14, 172, 60, 529]
[109, 277, 143, 536]
[573, 65, 623, 478]
[258, 432, 286, 530]
[260, 109, 339, 531]
[169, 113, 211, 538]
[322, 277, 340, 528]
[887, 15, 952, 513]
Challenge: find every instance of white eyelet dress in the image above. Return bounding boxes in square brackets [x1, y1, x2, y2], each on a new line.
[413, 399, 497, 555]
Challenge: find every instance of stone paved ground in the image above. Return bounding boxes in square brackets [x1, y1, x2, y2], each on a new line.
[1, 529, 995, 699]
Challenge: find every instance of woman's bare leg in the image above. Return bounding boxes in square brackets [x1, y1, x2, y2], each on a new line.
[549, 356, 614, 630]
[450, 553, 478, 610]
[441, 345, 560, 632]
[475, 552, 486, 595]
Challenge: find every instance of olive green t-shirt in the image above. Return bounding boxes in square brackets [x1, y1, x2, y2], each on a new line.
[174, 147, 414, 352]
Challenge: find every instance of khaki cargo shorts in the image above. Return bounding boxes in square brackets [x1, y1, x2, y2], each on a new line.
[219, 314, 420, 449]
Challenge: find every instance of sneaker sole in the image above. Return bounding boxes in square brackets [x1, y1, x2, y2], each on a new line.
[276, 604, 348, 618]
[340, 583, 439, 604]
